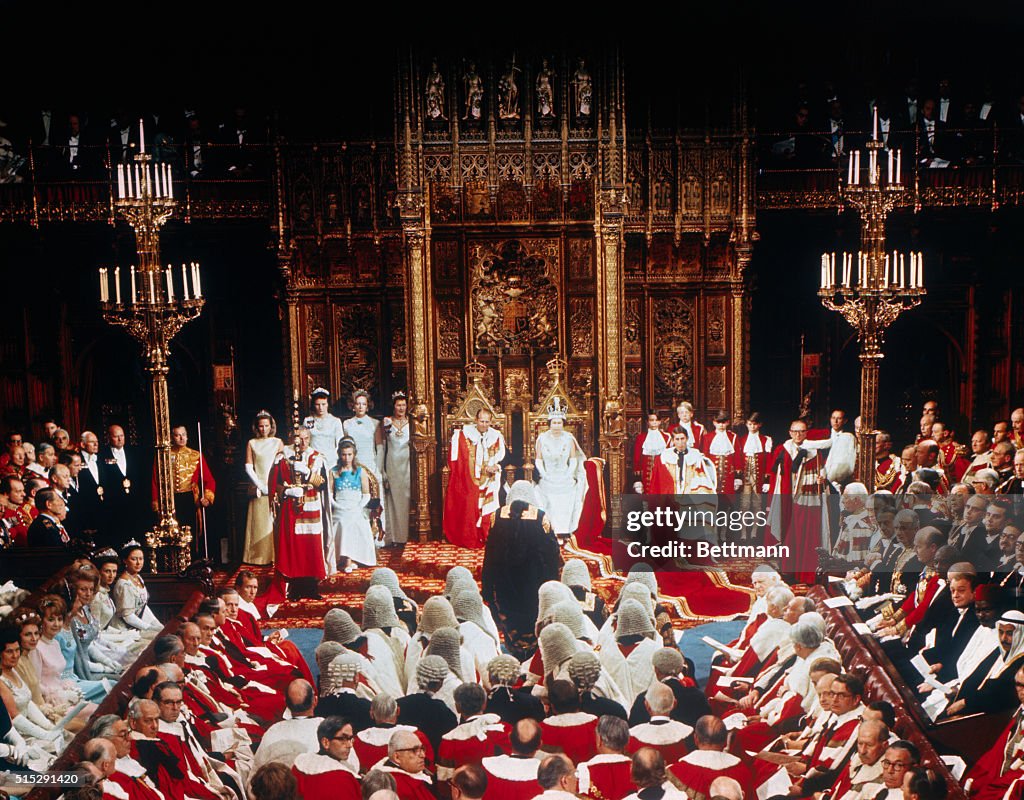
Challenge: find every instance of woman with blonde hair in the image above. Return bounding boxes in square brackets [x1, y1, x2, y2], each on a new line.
[243, 411, 283, 564]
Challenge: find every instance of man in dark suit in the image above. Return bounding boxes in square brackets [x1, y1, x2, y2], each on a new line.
[26, 488, 70, 547]
[107, 110, 140, 168]
[77, 430, 106, 541]
[949, 493, 988, 564]
[979, 500, 1013, 571]
[397, 656, 458, 754]
[99, 424, 149, 544]
[627, 647, 711, 729]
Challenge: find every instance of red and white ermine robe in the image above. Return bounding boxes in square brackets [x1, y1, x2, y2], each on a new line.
[578, 752, 634, 800]
[966, 708, 1024, 800]
[291, 753, 361, 800]
[765, 439, 831, 583]
[669, 749, 754, 800]
[443, 423, 506, 548]
[269, 447, 330, 583]
[634, 427, 671, 493]
[229, 606, 315, 685]
[645, 447, 718, 567]
[436, 713, 511, 781]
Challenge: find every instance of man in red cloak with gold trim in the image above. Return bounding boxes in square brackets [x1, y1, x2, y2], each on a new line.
[444, 408, 507, 549]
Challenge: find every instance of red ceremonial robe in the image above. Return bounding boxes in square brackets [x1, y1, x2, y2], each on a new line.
[355, 725, 435, 775]
[443, 427, 505, 549]
[540, 711, 599, 764]
[233, 608, 315, 685]
[965, 712, 1024, 800]
[269, 450, 329, 581]
[627, 718, 691, 764]
[734, 434, 773, 490]
[371, 761, 437, 800]
[481, 754, 543, 800]
[437, 714, 511, 780]
[670, 750, 754, 800]
[765, 442, 827, 582]
[106, 760, 167, 800]
[578, 753, 635, 800]
[290, 753, 361, 800]
[130, 736, 220, 800]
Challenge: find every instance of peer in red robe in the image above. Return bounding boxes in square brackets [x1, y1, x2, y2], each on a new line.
[765, 421, 831, 582]
[268, 429, 330, 586]
[578, 752, 635, 800]
[481, 753, 543, 800]
[540, 711, 600, 764]
[291, 753, 361, 800]
[443, 411, 507, 549]
[701, 415, 739, 497]
[104, 757, 167, 800]
[437, 713, 511, 781]
[670, 748, 753, 800]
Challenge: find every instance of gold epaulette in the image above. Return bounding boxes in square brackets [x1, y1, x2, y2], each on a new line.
[499, 504, 539, 520]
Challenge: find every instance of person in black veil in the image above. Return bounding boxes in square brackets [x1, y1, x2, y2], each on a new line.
[481, 480, 563, 660]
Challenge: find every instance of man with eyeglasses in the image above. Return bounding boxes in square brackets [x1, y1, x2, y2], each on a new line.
[964, 665, 1024, 800]
[860, 740, 920, 800]
[291, 716, 361, 800]
[765, 419, 833, 582]
[376, 729, 435, 799]
[92, 713, 164, 800]
[153, 681, 238, 800]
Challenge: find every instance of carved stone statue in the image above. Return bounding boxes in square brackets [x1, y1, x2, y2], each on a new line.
[463, 62, 484, 122]
[536, 58, 556, 119]
[425, 59, 447, 121]
[412, 402, 430, 439]
[498, 59, 521, 120]
[603, 398, 625, 436]
[572, 58, 592, 118]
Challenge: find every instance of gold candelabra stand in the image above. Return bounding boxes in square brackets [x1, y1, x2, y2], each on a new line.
[98, 121, 205, 571]
[820, 135, 925, 490]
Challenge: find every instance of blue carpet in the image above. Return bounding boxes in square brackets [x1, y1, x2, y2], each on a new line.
[273, 622, 743, 691]
[678, 620, 745, 689]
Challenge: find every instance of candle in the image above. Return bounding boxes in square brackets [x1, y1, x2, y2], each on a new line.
[854, 151, 860, 184]
[130, 265, 137, 303]
[117, 165, 125, 198]
[873, 106, 878, 141]
[99, 269, 107, 303]
[152, 164, 159, 197]
[182, 263, 190, 300]
[167, 164, 173, 199]
[134, 165, 141, 198]
[139, 120, 145, 155]
[194, 263, 202, 297]
[895, 150, 901, 184]
[899, 257, 905, 288]
[869, 150, 875, 184]
[888, 149, 894, 183]
[830, 253, 836, 287]
[166, 266, 174, 302]
[114, 266, 122, 305]
[884, 255, 889, 288]
[848, 152, 854, 184]
[918, 251, 924, 287]
[125, 165, 132, 198]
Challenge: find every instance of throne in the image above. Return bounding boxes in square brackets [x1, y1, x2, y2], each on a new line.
[526, 357, 589, 479]
[440, 362, 507, 498]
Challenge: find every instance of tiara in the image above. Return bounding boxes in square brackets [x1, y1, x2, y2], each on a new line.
[546, 397, 568, 421]
[255, 409, 273, 418]
[391, 390, 408, 400]
[311, 387, 330, 399]
[93, 548, 118, 559]
[121, 539, 142, 550]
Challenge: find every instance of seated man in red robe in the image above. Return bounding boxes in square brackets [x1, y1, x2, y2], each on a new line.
[437, 682, 510, 782]
[578, 715, 634, 800]
[669, 715, 753, 800]
[627, 683, 691, 765]
[217, 587, 313, 685]
[290, 717, 361, 800]
[482, 718, 544, 800]
[373, 729, 437, 800]
[965, 664, 1024, 800]
[539, 679, 600, 765]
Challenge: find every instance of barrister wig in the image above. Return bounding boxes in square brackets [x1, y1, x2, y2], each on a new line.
[362, 585, 401, 630]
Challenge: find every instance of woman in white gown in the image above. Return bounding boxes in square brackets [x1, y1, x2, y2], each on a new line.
[243, 411, 284, 564]
[331, 439, 377, 573]
[533, 399, 588, 535]
[0, 628, 66, 772]
[383, 392, 411, 545]
[110, 543, 163, 637]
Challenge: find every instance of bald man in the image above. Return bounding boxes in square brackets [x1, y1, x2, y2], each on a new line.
[670, 716, 752, 799]
[628, 683, 693, 764]
[99, 423, 149, 542]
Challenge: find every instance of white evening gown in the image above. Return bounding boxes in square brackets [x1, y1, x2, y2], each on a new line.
[384, 419, 411, 543]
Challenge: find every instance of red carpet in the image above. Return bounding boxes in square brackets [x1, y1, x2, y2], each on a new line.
[228, 540, 754, 630]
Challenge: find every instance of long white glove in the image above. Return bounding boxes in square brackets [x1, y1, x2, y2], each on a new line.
[244, 464, 268, 496]
[12, 713, 62, 742]
[24, 701, 55, 733]
[284, 487, 304, 499]
[122, 612, 150, 630]
[293, 460, 310, 478]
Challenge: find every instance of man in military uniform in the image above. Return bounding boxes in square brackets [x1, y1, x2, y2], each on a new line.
[153, 425, 216, 548]
[874, 430, 902, 491]
[932, 421, 969, 483]
[0, 474, 33, 547]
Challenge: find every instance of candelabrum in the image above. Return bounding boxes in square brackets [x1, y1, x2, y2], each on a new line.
[99, 120, 205, 572]
[820, 122, 926, 490]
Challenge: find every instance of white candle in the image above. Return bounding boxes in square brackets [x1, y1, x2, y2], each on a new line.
[194, 263, 202, 297]
[873, 106, 878, 141]
[166, 266, 174, 302]
[117, 165, 125, 198]
[181, 264, 190, 300]
[855, 151, 860, 184]
[895, 150, 901, 184]
[167, 164, 174, 199]
[139, 120, 145, 155]
[884, 255, 889, 288]
[125, 165, 132, 198]
[869, 150, 876, 184]
[130, 265, 137, 303]
[134, 165, 141, 198]
[99, 269, 107, 303]
[899, 258, 905, 288]
[918, 251, 924, 287]
[163, 164, 170, 198]
[114, 266, 122, 304]
[888, 149, 894, 183]
[830, 253, 836, 287]
[848, 152, 854, 184]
